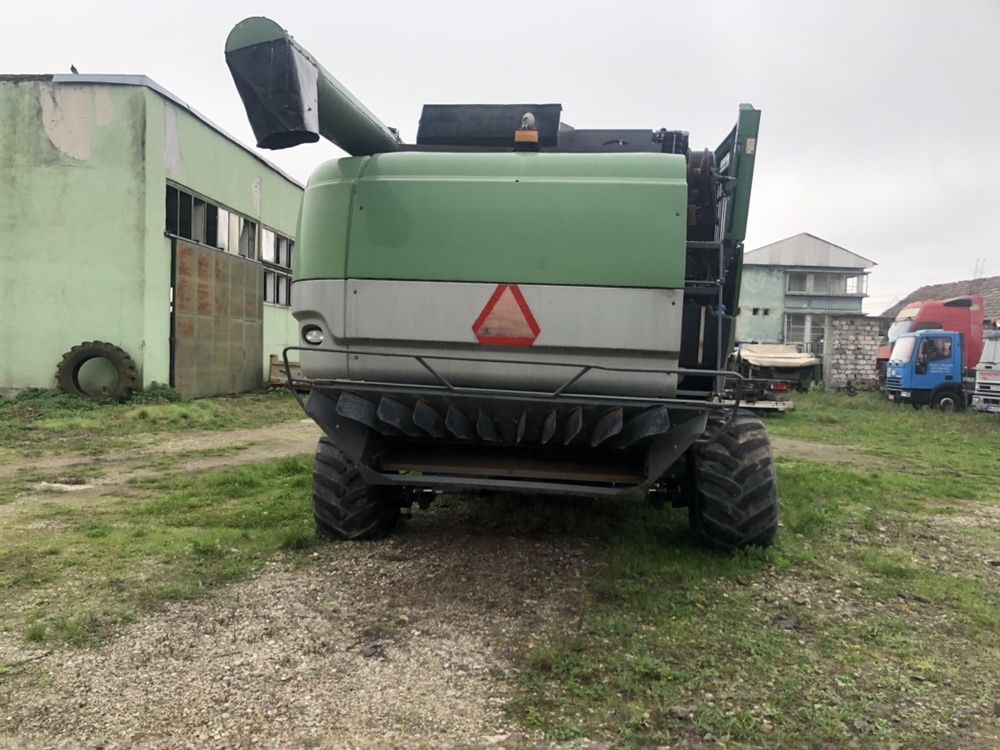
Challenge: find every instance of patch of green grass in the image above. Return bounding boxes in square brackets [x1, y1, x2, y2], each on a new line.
[515, 393, 1000, 748]
[0, 457, 318, 647]
[23, 623, 47, 643]
[766, 390, 1000, 488]
[0, 388, 301, 454]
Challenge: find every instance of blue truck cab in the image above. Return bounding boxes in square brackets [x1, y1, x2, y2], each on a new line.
[885, 331, 968, 410]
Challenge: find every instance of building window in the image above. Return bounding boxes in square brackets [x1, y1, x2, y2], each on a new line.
[787, 270, 866, 296]
[166, 184, 259, 258]
[751, 307, 771, 316]
[786, 313, 806, 342]
[262, 226, 294, 307]
[786, 313, 826, 351]
[812, 273, 847, 295]
[845, 274, 866, 295]
[787, 272, 808, 293]
[236, 216, 258, 259]
[166, 184, 295, 306]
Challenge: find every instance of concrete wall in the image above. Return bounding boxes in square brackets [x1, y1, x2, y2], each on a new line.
[143, 91, 302, 386]
[822, 315, 880, 391]
[0, 80, 148, 390]
[0, 78, 303, 393]
[735, 266, 785, 342]
[262, 303, 300, 377]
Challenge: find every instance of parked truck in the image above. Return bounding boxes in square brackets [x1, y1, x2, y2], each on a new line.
[971, 331, 1000, 414]
[225, 17, 778, 550]
[877, 295, 985, 381]
[732, 343, 820, 392]
[884, 330, 974, 410]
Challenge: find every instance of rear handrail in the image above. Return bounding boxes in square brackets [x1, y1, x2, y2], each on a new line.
[281, 344, 744, 418]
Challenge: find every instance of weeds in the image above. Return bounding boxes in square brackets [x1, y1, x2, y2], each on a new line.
[0, 457, 318, 647]
[515, 392, 1000, 748]
[0, 388, 300, 453]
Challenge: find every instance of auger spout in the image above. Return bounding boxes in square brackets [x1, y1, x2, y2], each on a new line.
[225, 16, 400, 155]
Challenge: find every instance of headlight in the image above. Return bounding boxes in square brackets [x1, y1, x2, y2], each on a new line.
[901, 391, 912, 398]
[302, 326, 324, 345]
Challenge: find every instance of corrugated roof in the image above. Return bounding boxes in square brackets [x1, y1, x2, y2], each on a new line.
[744, 232, 876, 269]
[881, 275, 1000, 321]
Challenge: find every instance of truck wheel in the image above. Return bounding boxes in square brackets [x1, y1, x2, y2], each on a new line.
[312, 436, 400, 540]
[931, 390, 963, 412]
[689, 411, 779, 550]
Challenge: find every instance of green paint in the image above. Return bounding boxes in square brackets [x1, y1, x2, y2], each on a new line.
[0, 82, 148, 392]
[735, 266, 786, 342]
[726, 104, 760, 244]
[224, 16, 286, 49]
[262, 304, 299, 373]
[0, 78, 302, 392]
[297, 151, 688, 288]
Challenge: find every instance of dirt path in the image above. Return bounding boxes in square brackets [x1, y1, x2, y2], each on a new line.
[769, 435, 892, 468]
[0, 501, 594, 749]
[3, 423, 882, 498]
[0, 419, 321, 481]
[0, 420, 322, 516]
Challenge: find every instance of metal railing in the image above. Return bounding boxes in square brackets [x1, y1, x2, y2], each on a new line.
[282, 345, 745, 415]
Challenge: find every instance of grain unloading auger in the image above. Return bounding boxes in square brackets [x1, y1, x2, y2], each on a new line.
[226, 17, 778, 549]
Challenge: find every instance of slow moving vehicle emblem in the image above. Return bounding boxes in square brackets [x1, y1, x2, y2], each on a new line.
[472, 284, 541, 346]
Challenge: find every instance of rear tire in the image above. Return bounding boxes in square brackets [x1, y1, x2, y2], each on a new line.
[689, 411, 779, 550]
[312, 436, 400, 540]
[931, 389, 963, 412]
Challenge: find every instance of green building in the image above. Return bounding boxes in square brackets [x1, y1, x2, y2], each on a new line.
[0, 74, 303, 398]
[736, 233, 875, 351]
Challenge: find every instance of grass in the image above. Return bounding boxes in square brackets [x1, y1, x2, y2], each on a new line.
[0, 388, 302, 457]
[0, 457, 317, 647]
[514, 391, 1000, 748]
[1, 388, 997, 746]
[765, 390, 999, 479]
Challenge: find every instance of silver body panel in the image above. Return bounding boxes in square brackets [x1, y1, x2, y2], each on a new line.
[294, 279, 684, 398]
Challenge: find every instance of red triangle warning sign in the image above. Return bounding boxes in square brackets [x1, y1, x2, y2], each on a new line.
[472, 284, 541, 346]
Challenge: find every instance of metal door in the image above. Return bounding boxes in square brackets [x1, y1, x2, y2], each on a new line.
[170, 239, 263, 397]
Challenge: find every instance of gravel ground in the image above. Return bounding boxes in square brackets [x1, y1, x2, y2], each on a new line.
[0, 499, 596, 749]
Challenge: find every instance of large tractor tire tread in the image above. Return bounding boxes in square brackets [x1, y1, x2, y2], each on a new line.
[690, 411, 779, 550]
[312, 436, 400, 540]
[55, 341, 138, 403]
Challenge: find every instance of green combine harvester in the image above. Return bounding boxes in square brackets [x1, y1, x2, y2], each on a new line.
[225, 17, 778, 549]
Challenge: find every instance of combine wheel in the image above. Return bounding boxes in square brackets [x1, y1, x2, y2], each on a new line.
[689, 411, 779, 550]
[312, 436, 400, 540]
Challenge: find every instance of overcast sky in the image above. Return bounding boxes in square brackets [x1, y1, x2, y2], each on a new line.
[7, 0, 999, 313]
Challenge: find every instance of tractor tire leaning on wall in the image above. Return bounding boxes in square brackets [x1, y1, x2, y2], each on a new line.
[55, 341, 138, 403]
[312, 436, 401, 540]
[689, 411, 779, 550]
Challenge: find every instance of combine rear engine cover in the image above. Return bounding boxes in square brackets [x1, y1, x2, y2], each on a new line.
[225, 16, 778, 550]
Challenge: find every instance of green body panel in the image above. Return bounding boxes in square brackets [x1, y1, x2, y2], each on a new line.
[296, 151, 688, 288]
[726, 104, 761, 244]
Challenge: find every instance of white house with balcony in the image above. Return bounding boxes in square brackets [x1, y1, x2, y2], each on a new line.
[735, 233, 875, 351]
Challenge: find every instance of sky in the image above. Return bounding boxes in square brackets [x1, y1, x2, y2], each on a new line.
[5, 0, 999, 314]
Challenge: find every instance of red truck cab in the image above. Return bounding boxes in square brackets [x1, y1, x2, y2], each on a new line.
[877, 295, 985, 378]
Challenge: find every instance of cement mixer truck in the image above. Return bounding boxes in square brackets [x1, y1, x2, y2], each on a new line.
[225, 17, 778, 550]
